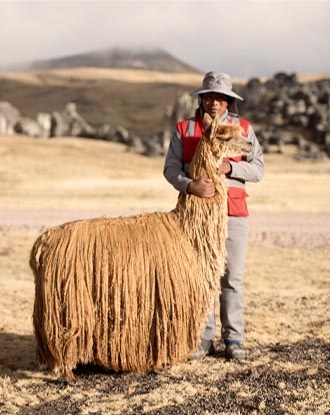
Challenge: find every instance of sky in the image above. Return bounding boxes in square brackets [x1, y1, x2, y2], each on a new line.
[0, 0, 329, 78]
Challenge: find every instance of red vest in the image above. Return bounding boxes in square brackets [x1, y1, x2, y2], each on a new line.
[177, 114, 250, 217]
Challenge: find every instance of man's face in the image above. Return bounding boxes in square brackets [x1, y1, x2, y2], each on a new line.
[202, 93, 229, 118]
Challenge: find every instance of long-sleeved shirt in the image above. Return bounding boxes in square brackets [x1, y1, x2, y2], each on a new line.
[163, 109, 264, 195]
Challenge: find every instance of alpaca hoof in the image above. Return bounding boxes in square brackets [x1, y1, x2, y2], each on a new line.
[65, 369, 76, 383]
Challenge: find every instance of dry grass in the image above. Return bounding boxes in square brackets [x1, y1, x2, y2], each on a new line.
[0, 134, 177, 212]
[1, 135, 329, 213]
[0, 68, 205, 87]
[0, 134, 329, 414]
[2, 67, 328, 86]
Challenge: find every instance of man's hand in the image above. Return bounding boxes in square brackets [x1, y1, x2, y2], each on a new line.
[217, 161, 232, 176]
[187, 178, 215, 198]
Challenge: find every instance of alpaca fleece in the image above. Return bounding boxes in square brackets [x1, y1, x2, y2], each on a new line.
[30, 115, 252, 381]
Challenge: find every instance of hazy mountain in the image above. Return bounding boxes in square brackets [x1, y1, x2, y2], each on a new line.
[23, 48, 201, 73]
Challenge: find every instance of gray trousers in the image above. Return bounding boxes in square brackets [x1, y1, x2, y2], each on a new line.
[202, 216, 248, 343]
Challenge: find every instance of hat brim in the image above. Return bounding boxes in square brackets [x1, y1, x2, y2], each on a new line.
[190, 87, 244, 101]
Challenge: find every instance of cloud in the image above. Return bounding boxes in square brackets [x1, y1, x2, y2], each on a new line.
[0, 0, 329, 77]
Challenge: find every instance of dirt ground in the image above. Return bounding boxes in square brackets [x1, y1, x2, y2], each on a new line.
[0, 135, 329, 414]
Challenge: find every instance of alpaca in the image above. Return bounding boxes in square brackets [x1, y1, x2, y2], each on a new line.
[30, 113, 252, 381]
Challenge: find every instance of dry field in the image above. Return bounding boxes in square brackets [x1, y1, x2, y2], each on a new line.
[0, 134, 329, 415]
[0, 68, 205, 136]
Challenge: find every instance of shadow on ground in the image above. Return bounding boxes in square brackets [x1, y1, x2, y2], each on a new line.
[0, 332, 38, 377]
[6, 337, 329, 415]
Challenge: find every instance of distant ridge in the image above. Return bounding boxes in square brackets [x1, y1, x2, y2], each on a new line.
[25, 47, 201, 74]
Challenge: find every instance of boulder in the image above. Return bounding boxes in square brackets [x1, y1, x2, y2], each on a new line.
[37, 112, 52, 138]
[15, 117, 41, 137]
[0, 101, 21, 135]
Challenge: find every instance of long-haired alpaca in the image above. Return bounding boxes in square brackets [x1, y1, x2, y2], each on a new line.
[30, 113, 252, 381]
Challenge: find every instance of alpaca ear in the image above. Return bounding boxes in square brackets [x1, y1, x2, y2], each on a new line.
[203, 113, 213, 128]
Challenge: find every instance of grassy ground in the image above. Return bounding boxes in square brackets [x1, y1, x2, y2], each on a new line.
[0, 135, 329, 414]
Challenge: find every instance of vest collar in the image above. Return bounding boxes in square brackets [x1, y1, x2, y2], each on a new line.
[219, 110, 229, 122]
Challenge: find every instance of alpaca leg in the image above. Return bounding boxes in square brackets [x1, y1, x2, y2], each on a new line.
[64, 368, 76, 383]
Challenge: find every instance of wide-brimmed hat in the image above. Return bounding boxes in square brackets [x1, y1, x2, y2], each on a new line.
[190, 71, 244, 101]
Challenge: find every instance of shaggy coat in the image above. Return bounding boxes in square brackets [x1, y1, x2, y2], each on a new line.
[30, 114, 252, 381]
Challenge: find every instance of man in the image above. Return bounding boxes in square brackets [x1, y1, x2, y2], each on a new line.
[163, 72, 264, 360]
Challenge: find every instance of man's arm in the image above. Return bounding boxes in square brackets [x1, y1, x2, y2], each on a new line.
[228, 124, 264, 183]
[163, 129, 193, 194]
[163, 129, 216, 197]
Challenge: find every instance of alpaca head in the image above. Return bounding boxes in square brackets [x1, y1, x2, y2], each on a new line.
[203, 113, 253, 160]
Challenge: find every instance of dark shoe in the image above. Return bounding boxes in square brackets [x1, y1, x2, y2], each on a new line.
[225, 342, 245, 360]
[189, 339, 215, 361]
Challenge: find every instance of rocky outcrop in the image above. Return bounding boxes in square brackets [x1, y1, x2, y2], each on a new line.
[160, 92, 198, 151]
[0, 101, 20, 135]
[162, 72, 330, 159]
[0, 101, 96, 140]
[236, 72, 330, 158]
[15, 117, 41, 137]
[0, 100, 163, 157]
[1, 72, 329, 160]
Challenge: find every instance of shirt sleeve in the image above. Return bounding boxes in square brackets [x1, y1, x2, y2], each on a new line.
[229, 124, 264, 183]
[163, 128, 193, 194]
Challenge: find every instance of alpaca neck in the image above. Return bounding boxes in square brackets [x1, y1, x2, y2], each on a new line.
[175, 149, 228, 287]
[188, 138, 224, 193]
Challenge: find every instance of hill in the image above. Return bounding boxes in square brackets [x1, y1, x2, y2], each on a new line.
[0, 67, 329, 138]
[0, 48, 202, 137]
[0, 68, 204, 136]
[21, 47, 201, 74]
